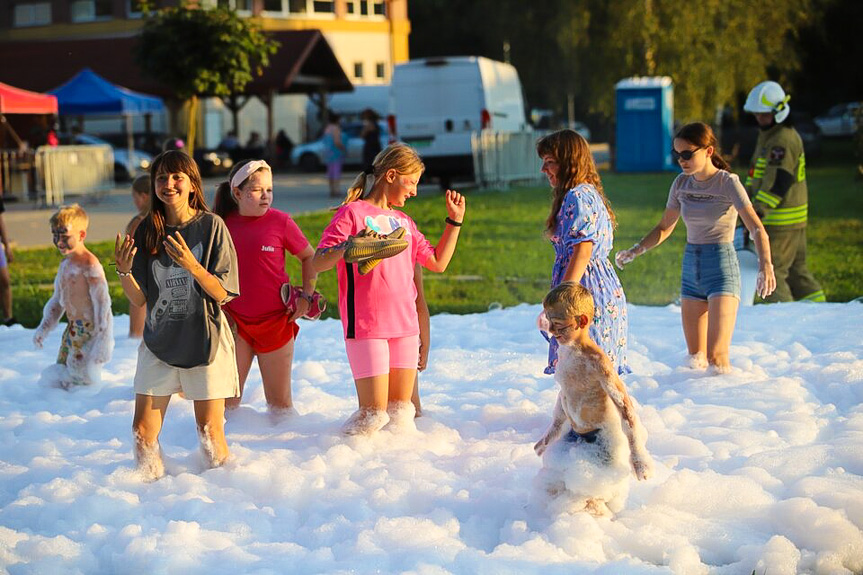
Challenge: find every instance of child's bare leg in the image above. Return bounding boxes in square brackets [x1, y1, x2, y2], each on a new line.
[681, 299, 708, 366]
[386, 368, 417, 428]
[194, 399, 230, 467]
[706, 295, 739, 372]
[411, 373, 422, 417]
[258, 339, 295, 411]
[343, 374, 390, 435]
[132, 394, 171, 479]
[226, 334, 255, 410]
[0, 266, 11, 320]
[128, 302, 146, 338]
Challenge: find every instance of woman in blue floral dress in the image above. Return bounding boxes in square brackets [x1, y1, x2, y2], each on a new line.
[536, 129, 630, 375]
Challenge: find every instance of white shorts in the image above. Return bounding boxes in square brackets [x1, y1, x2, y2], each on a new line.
[133, 312, 240, 401]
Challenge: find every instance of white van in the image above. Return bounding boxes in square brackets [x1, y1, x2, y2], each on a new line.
[390, 56, 528, 185]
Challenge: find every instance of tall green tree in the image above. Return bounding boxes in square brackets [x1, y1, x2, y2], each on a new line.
[410, 0, 823, 130]
[134, 2, 278, 155]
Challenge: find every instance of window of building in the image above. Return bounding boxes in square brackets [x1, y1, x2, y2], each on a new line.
[353, 62, 364, 80]
[208, 0, 252, 10]
[274, 0, 333, 14]
[70, 0, 113, 22]
[13, 3, 51, 27]
[375, 62, 386, 80]
[345, 0, 385, 17]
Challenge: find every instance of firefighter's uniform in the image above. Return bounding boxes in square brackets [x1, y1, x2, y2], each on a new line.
[745, 123, 825, 302]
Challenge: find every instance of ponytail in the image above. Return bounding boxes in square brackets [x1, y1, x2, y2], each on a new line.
[339, 172, 373, 207]
[335, 143, 424, 209]
[212, 180, 237, 219]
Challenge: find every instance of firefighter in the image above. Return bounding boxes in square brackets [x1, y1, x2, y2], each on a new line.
[743, 81, 826, 303]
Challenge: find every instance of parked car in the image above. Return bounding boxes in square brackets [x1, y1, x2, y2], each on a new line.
[814, 102, 860, 137]
[60, 133, 153, 181]
[194, 149, 234, 177]
[291, 121, 389, 172]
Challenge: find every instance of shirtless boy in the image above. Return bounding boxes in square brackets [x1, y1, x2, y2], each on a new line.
[33, 204, 113, 387]
[535, 281, 651, 516]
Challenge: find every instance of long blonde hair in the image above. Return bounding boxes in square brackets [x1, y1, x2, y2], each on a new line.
[339, 142, 425, 207]
[536, 129, 616, 236]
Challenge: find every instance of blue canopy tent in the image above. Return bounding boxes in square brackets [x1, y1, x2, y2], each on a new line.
[49, 68, 165, 175]
[49, 67, 164, 116]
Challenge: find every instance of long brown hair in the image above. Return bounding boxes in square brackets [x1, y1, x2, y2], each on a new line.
[536, 129, 616, 236]
[339, 142, 425, 207]
[142, 150, 209, 254]
[674, 122, 731, 171]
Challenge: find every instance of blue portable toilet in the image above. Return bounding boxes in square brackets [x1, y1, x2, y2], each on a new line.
[614, 77, 675, 172]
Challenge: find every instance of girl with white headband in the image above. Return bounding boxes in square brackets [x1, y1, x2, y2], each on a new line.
[213, 159, 319, 418]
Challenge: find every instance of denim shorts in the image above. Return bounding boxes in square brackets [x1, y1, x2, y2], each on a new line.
[681, 242, 740, 301]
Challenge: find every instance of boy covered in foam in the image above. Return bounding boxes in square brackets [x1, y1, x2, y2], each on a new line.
[534, 281, 651, 516]
[33, 204, 113, 387]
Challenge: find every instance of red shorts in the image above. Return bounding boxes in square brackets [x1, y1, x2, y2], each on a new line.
[227, 310, 299, 354]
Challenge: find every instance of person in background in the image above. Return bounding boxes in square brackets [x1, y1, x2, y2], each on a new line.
[218, 131, 240, 152]
[742, 80, 825, 303]
[125, 175, 151, 338]
[411, 264, 429, 417]
[322, 113, 346, 198]
[536, 129, 630, 377]
[361, 108, 383, 173]
[615, 122, 776, 373]
[0, 192, 15, 326]
[275, 130, 294, 169]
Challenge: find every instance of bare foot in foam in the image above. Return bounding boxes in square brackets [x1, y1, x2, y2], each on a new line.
[341, 408, 390, 435]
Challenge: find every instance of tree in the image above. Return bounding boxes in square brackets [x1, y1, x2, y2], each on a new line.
[134, 2, 278, 155]
[409, 0, 824, 133]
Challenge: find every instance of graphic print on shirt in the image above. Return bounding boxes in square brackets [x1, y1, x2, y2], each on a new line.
[149, 242, 204, 327]
[364, 214, 409, 236]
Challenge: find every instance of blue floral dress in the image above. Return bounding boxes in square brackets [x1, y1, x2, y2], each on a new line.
[545, 184, 630, 375]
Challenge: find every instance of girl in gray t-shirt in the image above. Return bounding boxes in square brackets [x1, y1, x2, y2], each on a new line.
[114, 150, 240, 481]
[613, 122, 776, 373]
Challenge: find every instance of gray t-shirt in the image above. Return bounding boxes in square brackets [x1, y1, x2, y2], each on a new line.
[666, 170, 751, 244]
[132, 211, 239, 368]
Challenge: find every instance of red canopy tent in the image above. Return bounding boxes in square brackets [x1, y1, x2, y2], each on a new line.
[0, 82, 58, 115]
[0, 83, 58, 199]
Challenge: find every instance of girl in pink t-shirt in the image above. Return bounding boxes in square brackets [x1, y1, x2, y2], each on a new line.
[313, 143, 466, 435]
[213, 159, 319, 416]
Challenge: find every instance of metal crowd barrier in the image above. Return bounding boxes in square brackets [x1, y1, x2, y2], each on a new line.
[34, 145, 114, 207]
[0, 149, 36, 201]
[472, 131, 612, 189]
[471, 130, 549, 188]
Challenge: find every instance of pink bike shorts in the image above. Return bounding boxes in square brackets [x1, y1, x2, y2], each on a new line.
[344, 335, 420, 379]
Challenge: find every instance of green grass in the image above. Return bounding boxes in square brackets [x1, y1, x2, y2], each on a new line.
[10, 140, 862, 328]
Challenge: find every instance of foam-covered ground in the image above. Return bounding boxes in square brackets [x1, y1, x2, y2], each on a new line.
[1, 302, 862, 574]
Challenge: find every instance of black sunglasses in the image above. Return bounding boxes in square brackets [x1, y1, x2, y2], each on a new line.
[671, 148, 702, 162]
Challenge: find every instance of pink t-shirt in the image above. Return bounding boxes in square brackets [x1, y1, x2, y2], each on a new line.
[224, 209, 310, 319]
[318, 201, 434, 339]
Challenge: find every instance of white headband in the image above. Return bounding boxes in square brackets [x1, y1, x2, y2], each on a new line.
[230, 160, 271, 190]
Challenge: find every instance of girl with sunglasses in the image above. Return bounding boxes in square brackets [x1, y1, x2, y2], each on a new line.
[615, 122, 776, 373]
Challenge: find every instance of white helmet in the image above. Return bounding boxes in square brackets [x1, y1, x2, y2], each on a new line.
[744, 81, 791, 123]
